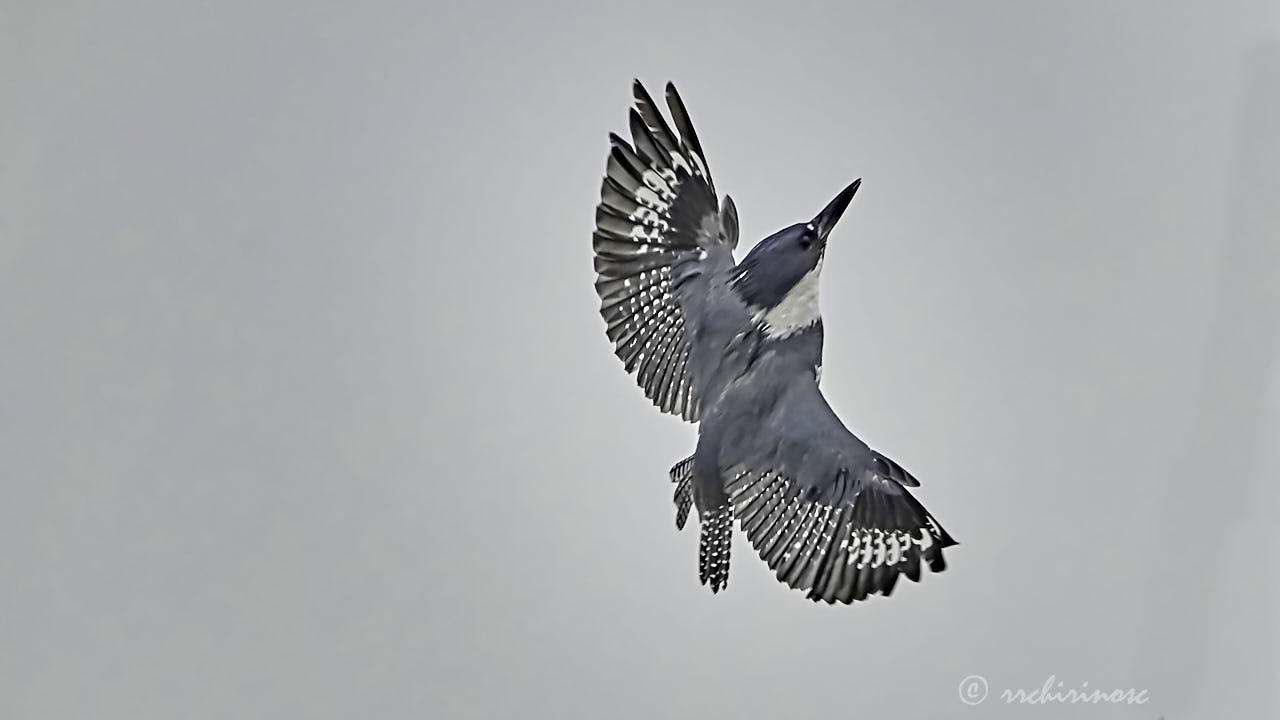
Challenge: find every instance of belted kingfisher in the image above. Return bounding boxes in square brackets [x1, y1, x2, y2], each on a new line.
[591, 80, 957, 604]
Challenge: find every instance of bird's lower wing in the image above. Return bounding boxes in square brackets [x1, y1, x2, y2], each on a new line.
[593, 80, 738, 422]
[723, 384, 957, 604]
[726, 469, 954, 603]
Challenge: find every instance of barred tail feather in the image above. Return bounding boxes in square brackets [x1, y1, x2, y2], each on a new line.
[698, 505, 733, 593]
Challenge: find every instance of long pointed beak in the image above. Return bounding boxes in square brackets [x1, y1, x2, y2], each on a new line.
[812, 179, 861, 241]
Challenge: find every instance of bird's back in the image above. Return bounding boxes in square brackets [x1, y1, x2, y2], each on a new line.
[668, 246, 752, 412]
[671, 245, 829, 437]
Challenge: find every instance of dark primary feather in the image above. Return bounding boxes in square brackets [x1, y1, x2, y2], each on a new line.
[632, 82, 682, 161]
[664, 83, 714, 195]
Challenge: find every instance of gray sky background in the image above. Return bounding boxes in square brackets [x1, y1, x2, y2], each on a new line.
[3, 1, 1278, 718]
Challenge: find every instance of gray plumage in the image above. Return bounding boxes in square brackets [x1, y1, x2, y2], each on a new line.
[593, 80, 956, 604]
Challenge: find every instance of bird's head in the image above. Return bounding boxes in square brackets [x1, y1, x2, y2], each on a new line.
[734, 179, 860, 338]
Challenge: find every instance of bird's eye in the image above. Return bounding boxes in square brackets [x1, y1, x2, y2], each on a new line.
[798, 232, 815, 251]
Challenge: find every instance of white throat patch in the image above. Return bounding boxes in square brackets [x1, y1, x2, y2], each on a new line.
[753, 257, 823, 339]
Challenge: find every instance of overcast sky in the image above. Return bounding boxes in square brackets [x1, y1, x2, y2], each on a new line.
[3, 1, 1278, 718]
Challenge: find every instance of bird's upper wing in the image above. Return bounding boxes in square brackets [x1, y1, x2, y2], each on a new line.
[592, 81, 738, 422]
[722, 381, 957, 603]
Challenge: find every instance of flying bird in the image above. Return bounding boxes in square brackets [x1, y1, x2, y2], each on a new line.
[591, 80, 956, 604]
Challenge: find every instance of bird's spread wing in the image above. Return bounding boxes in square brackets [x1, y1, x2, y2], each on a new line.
[593, 81, 738, 422]
[722, 383, 957, 604]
